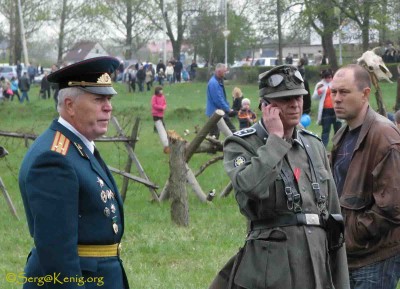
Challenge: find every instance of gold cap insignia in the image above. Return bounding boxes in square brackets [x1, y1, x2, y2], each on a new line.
[68, 73, 112, 87]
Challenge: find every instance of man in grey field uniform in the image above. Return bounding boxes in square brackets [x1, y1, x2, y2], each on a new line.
[209, 65, 350, 289]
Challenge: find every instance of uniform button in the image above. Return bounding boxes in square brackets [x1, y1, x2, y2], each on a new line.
[307, 229, 312, 234]
[78, 214, 82, 218]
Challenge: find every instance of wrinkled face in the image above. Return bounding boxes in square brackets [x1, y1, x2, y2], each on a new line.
[67, 93, 113, 141]
[268, 95, 303, 129]
[331, 69, 369, 122]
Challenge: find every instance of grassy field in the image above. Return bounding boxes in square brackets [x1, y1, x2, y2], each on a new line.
[0, 79, 398, 289]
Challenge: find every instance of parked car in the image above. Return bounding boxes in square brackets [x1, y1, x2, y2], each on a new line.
[33, 68, 52, 84]
[253, 57, 278, 67]
[0, 65, 17, 80]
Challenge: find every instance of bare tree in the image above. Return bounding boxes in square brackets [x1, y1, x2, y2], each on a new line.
[0, 0, 49, 64]
[97, 0, 155, 60]
[303, 0, 339, 69]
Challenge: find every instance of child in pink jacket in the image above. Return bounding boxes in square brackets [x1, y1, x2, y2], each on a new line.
[151, 86, 167, 132]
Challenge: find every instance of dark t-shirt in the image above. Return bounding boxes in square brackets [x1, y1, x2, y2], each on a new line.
[333, 125, 362, 197]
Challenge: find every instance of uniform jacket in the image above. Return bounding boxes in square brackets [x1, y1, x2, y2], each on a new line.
[331, 107, 400, 269]
[151, 94, 167, 117]
[19, 120, 128, 289]
[206, 75, 230, 117]
[219, 122, 349, 289]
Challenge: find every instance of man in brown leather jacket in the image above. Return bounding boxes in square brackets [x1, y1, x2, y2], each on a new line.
[331, 64, 400, 289]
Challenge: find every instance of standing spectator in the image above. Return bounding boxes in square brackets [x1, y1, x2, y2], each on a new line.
[209, 64, 349, 289]
[237, 98, 257, 129]
[151, 86, 169, 154]
[190, 59, 198, 80]
[312, 69, 341, 147]
[27, 63, 36, 84]
[16, 60, 23, 79]
[205, 63, 236, 138]
[297, 58, 312, 115]
[157, 68, 165, 86]
[50, 64, 60, 108]
[136, 65, 146, 92]
[19, 72, 30, 103]
[145, 65, 154, 91]
[129, 67, 137, 92]
[174, 58, 183, 83]
[1, 77, 12, 100]
[285, 53, 293, 64]
[10, 76, 20, 102]
[40, 72, 51, 99]
[231, 86, 243, 113]
[156, 59, 166, 74]
[330, 64, 400, 289]
[19, 57, 129, 289]
[315, 50, 323, 66]
[165, 62, 174, 85]
[302, 53, 309, 65]
[151, 86, 167, 132]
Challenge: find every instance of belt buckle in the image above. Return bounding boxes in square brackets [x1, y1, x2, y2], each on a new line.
[305, 213, 320, 225]
[117, 243, 122, 256]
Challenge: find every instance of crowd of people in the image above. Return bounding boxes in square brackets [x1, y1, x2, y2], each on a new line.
[122, 57, 199, 93]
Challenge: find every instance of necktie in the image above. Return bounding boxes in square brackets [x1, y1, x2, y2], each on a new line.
[93, 147, 108, 173]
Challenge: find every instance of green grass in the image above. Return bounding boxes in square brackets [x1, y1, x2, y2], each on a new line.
[0, 80, 399, 289]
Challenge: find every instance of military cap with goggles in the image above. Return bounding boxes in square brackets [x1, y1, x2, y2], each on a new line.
[258, 65, 308, 99]
[47, 56, 120, 95]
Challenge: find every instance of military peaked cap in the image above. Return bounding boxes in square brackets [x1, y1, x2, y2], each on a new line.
[47, 56, 120, 95]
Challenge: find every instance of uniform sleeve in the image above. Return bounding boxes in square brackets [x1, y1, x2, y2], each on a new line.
[25, 151, 84, 289]
[223, 134, 291, 200]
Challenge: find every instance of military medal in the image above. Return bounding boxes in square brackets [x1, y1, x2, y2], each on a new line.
[104, 207, 110, 217]
[97, 177, 104, 188]
[111, 204, 116, 214]
[101, 190, 108, 203]
[107, 190, 114, 200]
[112, 216, 118, 234]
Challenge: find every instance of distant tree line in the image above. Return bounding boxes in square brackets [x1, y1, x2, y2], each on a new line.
[0, 0, 399, 68]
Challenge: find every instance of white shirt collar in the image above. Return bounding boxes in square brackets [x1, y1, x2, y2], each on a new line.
[58, 117, 95, 154]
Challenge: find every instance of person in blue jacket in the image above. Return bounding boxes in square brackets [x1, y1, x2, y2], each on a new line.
[205, 63, 236, 138]
[18, 57, 129, 289]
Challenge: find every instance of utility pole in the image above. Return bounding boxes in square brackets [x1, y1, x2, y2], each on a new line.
[162, 0, 167, 64]
[17, 0, 29, 66]
[222, 0, 230, 67]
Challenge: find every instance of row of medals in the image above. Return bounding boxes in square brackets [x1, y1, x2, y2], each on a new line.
[98, 177, 119, 234]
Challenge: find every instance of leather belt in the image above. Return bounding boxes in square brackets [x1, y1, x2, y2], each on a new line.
[77, 243, 121, 257]
[250, 213, 324, 231]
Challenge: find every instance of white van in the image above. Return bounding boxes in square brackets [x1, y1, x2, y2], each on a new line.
[253, 57, 277, 67]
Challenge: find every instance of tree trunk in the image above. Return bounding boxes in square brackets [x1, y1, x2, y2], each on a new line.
[168, 131, 189, 226]
[125, 3, 133, 59]
[322, 33, 338, 70]
[57, 0, 67, 64]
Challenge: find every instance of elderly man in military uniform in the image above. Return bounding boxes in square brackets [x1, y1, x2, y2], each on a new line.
[19, 57, 129, 289]
[209, 65, 350, 289]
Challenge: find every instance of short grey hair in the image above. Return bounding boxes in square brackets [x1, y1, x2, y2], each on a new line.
[57, 87, 87, 113]
[215, 63, 226, 72]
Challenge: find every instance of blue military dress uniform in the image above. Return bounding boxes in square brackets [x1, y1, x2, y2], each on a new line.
[19, 120, 128, 289]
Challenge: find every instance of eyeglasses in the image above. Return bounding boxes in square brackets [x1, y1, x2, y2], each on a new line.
[265, 69, 304, 87]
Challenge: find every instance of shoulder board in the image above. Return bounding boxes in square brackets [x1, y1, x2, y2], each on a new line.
[233, 128, 256, 138]
[299, 128, 321, 141]
[50, 131, 71, 156]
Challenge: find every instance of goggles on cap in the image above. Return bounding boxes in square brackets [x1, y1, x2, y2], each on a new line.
[265, 69, 304, 88]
